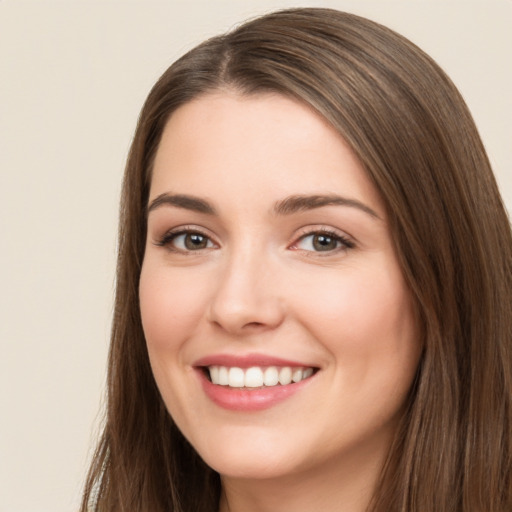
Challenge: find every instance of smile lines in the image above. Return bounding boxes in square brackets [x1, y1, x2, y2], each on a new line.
[207, 366, 315, 388]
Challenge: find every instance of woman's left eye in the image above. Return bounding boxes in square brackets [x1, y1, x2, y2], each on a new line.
[292, 231, 354, 253]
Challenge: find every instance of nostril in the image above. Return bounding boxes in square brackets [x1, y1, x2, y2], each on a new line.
[245, 321, 265, 328]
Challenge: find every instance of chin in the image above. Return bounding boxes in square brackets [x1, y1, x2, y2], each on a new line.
[206, 455, 295, 480]
[193, 435, 303, 480]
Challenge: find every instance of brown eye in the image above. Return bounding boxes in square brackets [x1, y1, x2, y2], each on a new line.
[158, 231, 215, 251]
[293, 230, 354, 253]
[184, 233, 209, 250]
[312, 234, 338, 251]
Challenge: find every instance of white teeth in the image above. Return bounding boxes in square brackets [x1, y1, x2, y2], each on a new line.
[209, 365, 219, 384]
[303, 367, 314, 379]
[278, 367, 292, 385]
[245, 367, 264, 388]
[218, 366, 229, 385]
[208, 365, 315, 388]
[263, 366, 279, 386]
[228, 367, 245, 388]
[292, 368, 303, 383]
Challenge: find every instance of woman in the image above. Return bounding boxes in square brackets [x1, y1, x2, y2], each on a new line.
[81, 8, 512, 512]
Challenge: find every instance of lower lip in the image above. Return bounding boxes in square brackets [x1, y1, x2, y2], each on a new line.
[197, 369, 315, 411]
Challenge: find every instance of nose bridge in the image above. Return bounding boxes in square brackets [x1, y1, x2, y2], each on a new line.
[208, 239, 284, 333]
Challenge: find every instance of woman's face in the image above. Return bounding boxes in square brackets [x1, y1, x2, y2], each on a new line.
[140, 92, 421, 482]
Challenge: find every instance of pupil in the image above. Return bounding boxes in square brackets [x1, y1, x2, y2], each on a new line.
[313, 234, 336, 251]
[185, 233, 207, 250]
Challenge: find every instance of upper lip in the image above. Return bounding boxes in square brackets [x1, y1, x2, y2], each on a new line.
[193, 353, 317, 369]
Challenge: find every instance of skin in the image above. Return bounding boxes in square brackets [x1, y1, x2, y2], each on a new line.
[139, 92, 421, 512]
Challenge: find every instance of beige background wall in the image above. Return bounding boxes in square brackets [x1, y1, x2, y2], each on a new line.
[1, 1, 510, 511]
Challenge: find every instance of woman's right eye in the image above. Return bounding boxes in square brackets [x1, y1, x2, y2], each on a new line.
[156, 230, 215, 252]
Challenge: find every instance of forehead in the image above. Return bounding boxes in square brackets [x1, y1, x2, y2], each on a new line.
[150, 92, 384, 216]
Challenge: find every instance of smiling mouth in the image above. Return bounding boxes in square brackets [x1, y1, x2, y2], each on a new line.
[203, 365, 317, 388]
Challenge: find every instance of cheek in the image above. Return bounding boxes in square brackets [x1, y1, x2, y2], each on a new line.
[139, 262, 209, 352]
[293, 260, 419, 376]
[138, 262, 210, 426]
[296, 264, 420, 436]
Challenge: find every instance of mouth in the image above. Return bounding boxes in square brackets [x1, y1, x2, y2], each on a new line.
[193, 354, 319, 410]
[202, 365, 316, 388]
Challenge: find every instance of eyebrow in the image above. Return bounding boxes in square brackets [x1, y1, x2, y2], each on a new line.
[273, 194, 380, 219]
[146, 192, 380, 220]
[147, 193, 217, 216]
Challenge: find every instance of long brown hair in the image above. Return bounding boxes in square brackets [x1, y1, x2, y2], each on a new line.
[81, 8, 512, 511]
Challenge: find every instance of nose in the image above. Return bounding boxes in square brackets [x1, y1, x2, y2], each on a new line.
[207, 249, 285, 335]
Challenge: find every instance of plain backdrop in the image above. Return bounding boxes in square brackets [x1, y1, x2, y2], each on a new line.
[1, 1, 510, 511]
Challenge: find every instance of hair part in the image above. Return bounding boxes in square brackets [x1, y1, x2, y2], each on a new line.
[82, 8, 512, 511]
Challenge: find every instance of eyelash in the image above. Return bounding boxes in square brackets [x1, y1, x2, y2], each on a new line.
[291, 229, 355, 254]
[155, 226, 216, 253]
[154, 227, 355, 255]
